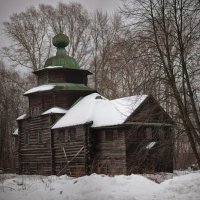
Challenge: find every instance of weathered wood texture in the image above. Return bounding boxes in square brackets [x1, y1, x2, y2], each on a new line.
[48, 70, 88, 84]
[37, 69, 88, 85]
[127, 96, 173, 124]
[92, 128, 127, 175]
[52, 126, 87, 177]
[18, 115, 53, 175]
[28, 91, 94, 117]
[37, 70, 48, 85]
[125, 125, 173, 174]
[125, 97, 173, 174]
[16, 65, 174, 177]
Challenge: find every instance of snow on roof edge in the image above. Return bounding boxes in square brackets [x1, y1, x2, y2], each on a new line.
[42, 107, 67, 115]
[17, 114, 27, 120]
[52, 121, 93, 130]
[46, 66, 63, 69]
[24, 84, 55, 95]
[12, 128, 18, 136]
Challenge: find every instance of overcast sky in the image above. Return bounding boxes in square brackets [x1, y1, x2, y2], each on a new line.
[0, 0, 122, 49]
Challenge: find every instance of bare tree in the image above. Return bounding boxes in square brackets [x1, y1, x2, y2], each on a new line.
[0, 61, 29, 171]
[40, 2, 91, 67]
[2, 2, 91, 71]
[2, 6, 51, 70]
[90, 11, 127, 98]
[121, 0, 200, 167]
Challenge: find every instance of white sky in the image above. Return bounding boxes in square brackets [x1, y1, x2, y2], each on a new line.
[0, 0, 122, 49]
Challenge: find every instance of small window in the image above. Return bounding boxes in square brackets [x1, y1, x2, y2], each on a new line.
[105, 130, 114, 141]
[31, 107, 40, 117]
[113, 130, 119, 140]
[113, 133, 118, 140]
[60, 129, 65, 142]
[68, 128, 76, 142]
[25, 132, 29, 144]
[57, 129, 65, 142]
[38, 131, 42, 144]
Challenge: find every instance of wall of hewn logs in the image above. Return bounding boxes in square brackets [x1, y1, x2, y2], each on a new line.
[48, 70, 88, 84]
[125, 125, 173, 174]
[37, 69, 89, 85]
[52, 126, 87, 177]
[18, 115, 52, 175]
[92, 128, 126, 175]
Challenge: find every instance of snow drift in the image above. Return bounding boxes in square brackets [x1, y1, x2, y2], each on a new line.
[0, 172, 200, 200]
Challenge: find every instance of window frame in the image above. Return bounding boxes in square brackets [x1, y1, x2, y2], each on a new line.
[105, 129, 114, 141]
[67, 127, 76, 142]
[38, 131, 43, 144]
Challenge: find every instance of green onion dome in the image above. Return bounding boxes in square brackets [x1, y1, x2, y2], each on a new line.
[44, 33, 79, 69]
[52, 33, 69, 48]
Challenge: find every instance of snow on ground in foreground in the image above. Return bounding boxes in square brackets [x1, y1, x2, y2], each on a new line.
[0, 172, 200, 200]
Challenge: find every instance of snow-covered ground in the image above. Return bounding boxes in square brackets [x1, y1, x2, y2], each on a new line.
[0, 171, 200, 200]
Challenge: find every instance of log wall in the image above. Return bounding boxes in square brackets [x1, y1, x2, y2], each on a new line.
[92, 128, 126, 175]
[18, 115, 53, 175]
[125, 125, 173, 174]
[48, 70, 87, 84]
[28, 91, 92, 117]
[38, 71, 48, 85]
[52, 126, 87, 177]
[128, 96, 172, 123]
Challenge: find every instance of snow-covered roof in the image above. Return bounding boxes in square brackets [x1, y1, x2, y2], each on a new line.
[12, 128, 18, 136]
[24, 85, 55, 95]
[52, 93, 148, 129]
[17, 114, 27, 120]
[42, 107, 67, 115]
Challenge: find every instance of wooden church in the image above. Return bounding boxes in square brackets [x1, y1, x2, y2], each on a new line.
[14, 33, 174, 176]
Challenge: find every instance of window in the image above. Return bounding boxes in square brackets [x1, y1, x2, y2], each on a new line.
[25, 132, 29, 144]
[68, 128, 76, 142]
[105, 130, 114, 141]
[59, 129, 65, 142]
[56, 129, 65, 142]
[31, 107, 40, 117]
[38, 131, 42, 144]
[113, 132, 118, 140]
[105, 129, 119, 141]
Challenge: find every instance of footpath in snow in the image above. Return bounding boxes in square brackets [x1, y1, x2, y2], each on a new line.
[0, 171, 200, 200]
